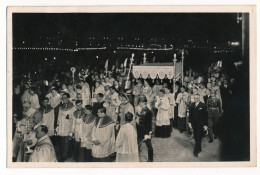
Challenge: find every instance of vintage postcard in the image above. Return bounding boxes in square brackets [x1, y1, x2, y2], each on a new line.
[6, 6, 257, 168]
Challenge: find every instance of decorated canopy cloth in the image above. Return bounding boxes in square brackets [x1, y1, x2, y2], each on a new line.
[133, 62, 182, 80]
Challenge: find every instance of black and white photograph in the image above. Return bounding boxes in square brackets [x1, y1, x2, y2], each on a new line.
[7, 6, 256, 167]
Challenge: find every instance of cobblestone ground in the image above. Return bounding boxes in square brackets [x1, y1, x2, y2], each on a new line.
[65, 128, 221, 162]
[139, 128, 221, 162]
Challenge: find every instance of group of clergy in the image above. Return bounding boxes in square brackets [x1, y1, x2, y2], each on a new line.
[12, 62, 232, 161]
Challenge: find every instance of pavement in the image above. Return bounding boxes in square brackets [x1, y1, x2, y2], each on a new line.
[139, 128, 221, 162]
[64, 128, 221, 162]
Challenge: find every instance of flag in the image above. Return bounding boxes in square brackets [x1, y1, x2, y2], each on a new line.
[105, 59, 109, 69]
[124, 58, 128, 68]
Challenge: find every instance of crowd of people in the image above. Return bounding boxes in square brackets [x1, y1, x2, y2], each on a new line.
[12, 59, 235, 162]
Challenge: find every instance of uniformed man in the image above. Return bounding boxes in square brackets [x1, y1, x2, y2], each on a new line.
[136, 97, 153, 162]
[206, 90, 222, 143]
[188, 94, 208, 157]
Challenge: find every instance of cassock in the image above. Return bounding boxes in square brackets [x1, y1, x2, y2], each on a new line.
[92, 115, 115, 161]
[81, 113, 96, 162]
[115, 123, 139, 162]
[71, 108, 85, 162]
[176, 91, 189, 132]
[29, 135, 57, 162]
[56, 101, 75, 160]
[41, 105, 55, 137]
[155, 95, 171, 138]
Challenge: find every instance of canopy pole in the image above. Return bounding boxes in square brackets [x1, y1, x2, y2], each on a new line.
[181, 50, 184, 85]
[173, 54, 177, 96]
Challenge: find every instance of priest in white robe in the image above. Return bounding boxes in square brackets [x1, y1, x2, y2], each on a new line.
[92, 107, 115, 162]
[29, 125, 57, 162]
[116, 112, 139, 162]
[155, 89, 171, 138]
[41, 97, 55, 137]
[56, 93, 75, 162]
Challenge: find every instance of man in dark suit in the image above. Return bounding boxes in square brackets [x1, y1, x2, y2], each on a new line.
[188, 94, 208, 157]
[136, 97, 153, 162]
[203, 88, 211, 105]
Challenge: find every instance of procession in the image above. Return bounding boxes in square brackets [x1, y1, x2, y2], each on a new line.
[11, 13, 249, 163]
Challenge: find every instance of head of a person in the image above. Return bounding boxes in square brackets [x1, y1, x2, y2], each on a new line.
[42, 97, 49, 107]
[97, 107, 106, 117]
[14, 85, 20, 94]
[67, 84, 74, 92]
[75, 100, 82, 110]
[35, 125, 48, 139]
[183, 81, 188, 88]
[113, 80, 119, 86]
[211, 80, 216, 87]
[108, 73, 112, 78]
[137, 79, 142, 85]
[32, 111, 43, 125]
[104, 85, 110, 91]
[207, 82, 212, 89]
[205, 89, 211, 96]
[155, 79, 160, 85]
[23, 101, 31, 112]
[62, 93, 70, 104]
[100, 73, 104, 79]
[96, 93, 104, 102]
[180, 86, 186, 93]
[139, 96, 147, 108]
[144, 80, 149, 87]
[224, 79, 228, 85]
[163, 82, 168, 88]
[85, 105, 93, 115]
[125, 112, 133, 123]
[210, 90, 216, 98]
[51, 87, 57, 96]
[119, 93, 128, 102]
[194, 94, 200, 103]
[185, 70, 189, 76]
[75, 84, 82, 93]
[62, 83, 67, 90]
[192, 87, 198, 94]
[159, 89, 165, 97]
[77, 93, 82, 101]
[110, 86, 116, 94]
[95, 81, 100, 88]
[105, 77, 109, 83]
[29, 87, 36, 95]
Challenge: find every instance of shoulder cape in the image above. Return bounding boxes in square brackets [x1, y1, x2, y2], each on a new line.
[94, 115, 114, 128]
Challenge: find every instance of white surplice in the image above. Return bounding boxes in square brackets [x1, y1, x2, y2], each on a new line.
[115, 123, 139, 162]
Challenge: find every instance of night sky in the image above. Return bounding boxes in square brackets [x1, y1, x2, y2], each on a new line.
[12, 13, 241, 43]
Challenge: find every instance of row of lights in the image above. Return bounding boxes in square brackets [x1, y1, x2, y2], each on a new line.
[213, 50, 235, 53]
[13, 47, 107, 51]
[117, 47, 173, 51]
